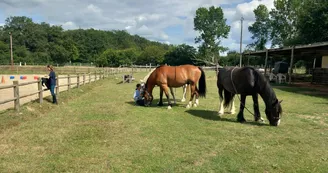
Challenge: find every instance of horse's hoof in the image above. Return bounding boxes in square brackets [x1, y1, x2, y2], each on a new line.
[186, 105, 191, 109]
[238, 119, 246, 123]
[193, 104, 197, 107]
[256, 117, 265, 123]
[167, 106, 172, 110]
[218, 111, 224, 115]
[228, 111, 236, 115]
[181, 99, 186, 102]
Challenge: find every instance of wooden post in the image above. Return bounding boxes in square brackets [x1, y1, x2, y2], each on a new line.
[264, 49, 268, 76]
[289, 46, 295, 84]
[38, 78, 43, 104]
[55, 74, 59, 96]
[13, 81, 20, 111]
[77, 74, 80, 88]
[68, 74, 71, 91]
[83, 73, 86, 85]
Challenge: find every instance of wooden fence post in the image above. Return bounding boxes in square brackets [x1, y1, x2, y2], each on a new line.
[13, 81, 20, 112]
[77, 73, 80, 88]
[55, 74, 59, 96]
[68, 74, 71, 91]
[83, 73, 86, 85]
[38, 78, 43, 104]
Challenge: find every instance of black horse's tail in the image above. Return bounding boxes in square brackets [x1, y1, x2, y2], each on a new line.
[223, 89, 234, 108]
[198, 67, 206, 98]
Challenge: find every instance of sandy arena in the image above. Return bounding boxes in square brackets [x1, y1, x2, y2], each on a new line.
[0, 74, 93, 112]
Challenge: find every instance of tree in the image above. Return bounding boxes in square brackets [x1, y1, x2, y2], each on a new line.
[296, 0, 328, 44]
[248, 5, 270, 50]
[139, 45, 167, 65]
[164, 44, 197, 65]
[193, 6, 230, 64]
[269, 0, 301, 47]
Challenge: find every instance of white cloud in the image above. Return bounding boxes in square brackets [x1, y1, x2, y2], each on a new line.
[0, 0, 276, 53]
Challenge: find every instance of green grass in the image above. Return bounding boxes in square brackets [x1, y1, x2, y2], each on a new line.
[0, 71, 327, 172]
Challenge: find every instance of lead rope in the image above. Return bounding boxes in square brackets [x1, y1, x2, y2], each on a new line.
[230, 67, 255, 116]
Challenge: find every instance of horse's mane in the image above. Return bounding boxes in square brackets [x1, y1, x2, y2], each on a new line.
[142, 67, 157, 88]
[252, 67, 282, 113]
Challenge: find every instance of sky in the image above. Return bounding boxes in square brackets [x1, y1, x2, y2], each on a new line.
[0, 0, 275, 55]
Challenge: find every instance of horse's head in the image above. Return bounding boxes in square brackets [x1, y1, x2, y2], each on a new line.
[265, 99, 283, 126]
[140, 84, 153, 106]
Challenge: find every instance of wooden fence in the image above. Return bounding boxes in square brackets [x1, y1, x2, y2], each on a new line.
[0, 71, 109, 112]
[312, 68, 328, 84]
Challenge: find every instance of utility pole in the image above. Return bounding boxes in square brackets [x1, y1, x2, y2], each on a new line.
[239, 17, 244, 67]
[9, 32, 13, 70]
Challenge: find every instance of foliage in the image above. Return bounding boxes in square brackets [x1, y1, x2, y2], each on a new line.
[163, 44, 197, 66]
[193, 6, 230, 64]
[0, 16, 172, 66]
[248, 5, 271, 50]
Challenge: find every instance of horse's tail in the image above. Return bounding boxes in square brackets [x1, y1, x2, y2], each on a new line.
[198, 67, 206, 98]
[223, 89, 234, 108]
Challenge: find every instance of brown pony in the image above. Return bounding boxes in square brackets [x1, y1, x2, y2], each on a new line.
[142, 64, 206, 109]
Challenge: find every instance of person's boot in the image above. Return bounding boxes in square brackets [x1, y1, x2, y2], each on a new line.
[53, 95, 58, 105]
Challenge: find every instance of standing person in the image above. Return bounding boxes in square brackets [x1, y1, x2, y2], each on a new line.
[133, 83, 144, 106]
[47, 65, 58, 104]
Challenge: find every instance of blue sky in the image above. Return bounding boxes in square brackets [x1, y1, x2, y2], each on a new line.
[0, 0, 275, 55]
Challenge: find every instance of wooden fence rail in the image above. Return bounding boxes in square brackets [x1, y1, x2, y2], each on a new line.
[0, 70, 109, 112]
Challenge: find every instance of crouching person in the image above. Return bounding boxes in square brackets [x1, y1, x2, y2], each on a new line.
[133, 84, 145, 106]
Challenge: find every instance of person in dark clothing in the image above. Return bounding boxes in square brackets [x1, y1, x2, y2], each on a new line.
[47, 65, 57, 104]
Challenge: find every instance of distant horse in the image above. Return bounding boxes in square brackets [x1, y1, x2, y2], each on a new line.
[140, 68, 188, 104]
[41, 77, 50, 89]
[217, 66, 282, 126]
[142, 64, 206, 109]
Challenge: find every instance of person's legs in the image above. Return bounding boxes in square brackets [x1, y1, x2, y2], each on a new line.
[50, 85, 57, 104]
[136, 99, 145, 106]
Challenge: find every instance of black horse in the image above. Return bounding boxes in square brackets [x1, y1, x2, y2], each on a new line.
[217, 66, 282, 126]
[41, 77, 50, 89]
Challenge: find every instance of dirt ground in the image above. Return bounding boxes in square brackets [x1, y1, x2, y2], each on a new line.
[0, 74, 93, 112]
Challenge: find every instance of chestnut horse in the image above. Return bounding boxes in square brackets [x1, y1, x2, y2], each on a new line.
[143, 64, 206, 109]
[140, 68, 188, 104]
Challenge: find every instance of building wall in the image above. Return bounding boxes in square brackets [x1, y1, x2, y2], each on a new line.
[321, 56, 328, 68]
[322, 56, 328, 68]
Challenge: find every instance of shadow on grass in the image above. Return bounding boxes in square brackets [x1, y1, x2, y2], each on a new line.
[125, 99, 189, 108]
[185, 109, 269, 126]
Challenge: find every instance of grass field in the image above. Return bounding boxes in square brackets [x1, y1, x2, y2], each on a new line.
[0, 71, 327, 172]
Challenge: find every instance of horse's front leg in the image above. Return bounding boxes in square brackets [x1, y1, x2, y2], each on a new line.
[157, 87, 164, 106]
[169, 87, 176, 105]
[181, 84, 187, 102]
[252, 94, 264, 123]
[162, 85, 172, 109]
[237, 94, 247, 123]
[186, 85, 195, 109]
